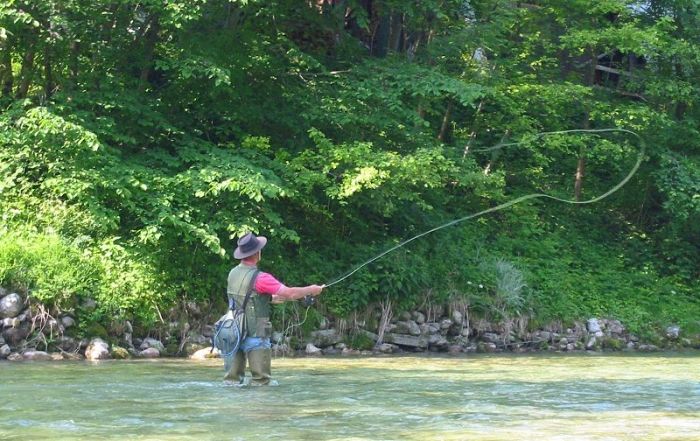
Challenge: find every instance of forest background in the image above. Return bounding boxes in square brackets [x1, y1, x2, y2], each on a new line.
[1, 0, 698, 340]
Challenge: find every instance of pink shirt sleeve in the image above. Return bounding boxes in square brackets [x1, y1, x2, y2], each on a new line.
[255, 272, 284, 295]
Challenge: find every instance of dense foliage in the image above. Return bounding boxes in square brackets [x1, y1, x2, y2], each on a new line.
[1, 0, 698, 334]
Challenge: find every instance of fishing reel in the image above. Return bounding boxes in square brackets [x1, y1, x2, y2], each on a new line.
[301, 295, 316, 307]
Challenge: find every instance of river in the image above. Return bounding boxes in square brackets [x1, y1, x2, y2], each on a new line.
[1, 353, 698, 440]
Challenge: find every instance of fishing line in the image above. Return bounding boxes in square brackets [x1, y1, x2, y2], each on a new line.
[323, 128, 645, 288]
[276, 305, 311, 354]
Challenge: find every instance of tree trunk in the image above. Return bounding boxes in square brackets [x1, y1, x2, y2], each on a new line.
[484, 130, 510, 175]
[372, 14, 390, 57]
[388, 13, 403, 53]
[138, 17, 160, 93]
[16, 38, 37, 99]
[43, 46, 55, 99]
[575, 47, 597, 201]
[674, 62, 687, 120]
[462, 100, 485, 158]
[437, 100, 454, 142]
[0, 38, 13, 97]
[375, 296, 393, 347]
[68, 40, 80, 91]
[574, 153, 586, 201]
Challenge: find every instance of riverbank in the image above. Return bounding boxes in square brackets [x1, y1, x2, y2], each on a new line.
[2, 288, 698, 362]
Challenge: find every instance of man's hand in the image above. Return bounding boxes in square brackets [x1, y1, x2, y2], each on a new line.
[308, 284, 325, 296]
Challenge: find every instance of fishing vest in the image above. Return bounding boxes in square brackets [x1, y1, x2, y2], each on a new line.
[226, 264, 271, 339]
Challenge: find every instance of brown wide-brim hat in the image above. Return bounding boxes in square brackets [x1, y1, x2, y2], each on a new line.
[234, 232, 268, 259]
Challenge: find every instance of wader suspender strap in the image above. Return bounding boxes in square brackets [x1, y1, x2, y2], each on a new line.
[239, 269, 259, 336]
[240, 269, 260, 312]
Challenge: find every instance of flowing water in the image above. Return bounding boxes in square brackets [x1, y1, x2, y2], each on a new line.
[1, 353, 699, 440]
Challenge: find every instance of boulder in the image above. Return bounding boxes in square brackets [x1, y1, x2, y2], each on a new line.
[23, 350, 53, 361]
[61, 315, 76, 329]
[608, 320, 625, 335]
[272, 344, 292, 356]
[139, 338, 165, 353]
[448, 344, 463, 354]
[428, 334, 448, 348]
[412, 311, 426, 324]
[305, 343, 322, 355]
[375, 343, 394, 354]
[56, 336, 79, 353]
[2, 325, 29, 346]
[665, 325, 680, 340]
[85, 338, 111, 360]
[398, 311, 412, 321]
[481, 332, 501, 344]
[7, 352, 23, 361]
[586, 318, 601, 334]
[358, 330, 379, 342]
[0, 293, 23, 319]
[586, 336, 597, 350]
[341, 347, 360, 356]
[439, 319, 453, 331]
[45, 319, 62, 335]
[0, 287, 7, 298]
[310, 329, 342, 348]
[2, 317, 20, 328]
[190, 347, 219, 360]
[393, 321, 421, 336]
[187, 332, 209, 345]
[123, 332, 134, 349]
[322, 347, 340, 355]
[451, 310, 463, 325]
[420, 323, 440, 335]
[139, 347, 160, 358]
[0, 344, 11, 359]
[478, 342, 497, 353]
[385, 333, 428, 349]
[272, 332, 286, 344]
[110, 346, 130, 359]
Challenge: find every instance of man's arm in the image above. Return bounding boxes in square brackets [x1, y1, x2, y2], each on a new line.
[272, 285, 324, 303]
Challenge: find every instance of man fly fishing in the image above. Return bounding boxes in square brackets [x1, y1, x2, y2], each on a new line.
[223, 232, 324, 385]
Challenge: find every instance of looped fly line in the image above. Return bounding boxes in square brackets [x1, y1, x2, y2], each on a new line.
[324, 128, 644, 288]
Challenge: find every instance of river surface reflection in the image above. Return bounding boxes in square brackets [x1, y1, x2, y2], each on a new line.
[1, 353, 699, 440]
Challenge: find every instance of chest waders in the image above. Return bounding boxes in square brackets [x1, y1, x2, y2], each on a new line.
[225, 264, 273, 385]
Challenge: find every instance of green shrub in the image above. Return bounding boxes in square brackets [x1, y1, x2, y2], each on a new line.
[0, 229, 101, 308]
[346, 332, 375, 351]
